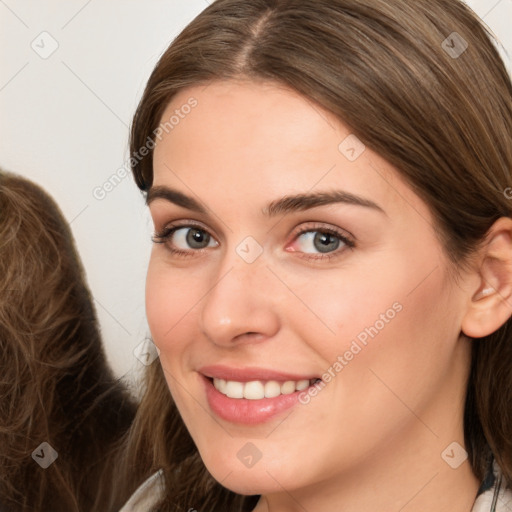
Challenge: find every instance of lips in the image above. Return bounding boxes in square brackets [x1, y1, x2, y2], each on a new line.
[198, 364, 320, 383]
[198, 365, 322, 424]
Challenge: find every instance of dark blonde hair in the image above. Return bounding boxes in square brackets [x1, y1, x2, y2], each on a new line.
[125, 0, 512, 510]
[0, 171, 137, 511]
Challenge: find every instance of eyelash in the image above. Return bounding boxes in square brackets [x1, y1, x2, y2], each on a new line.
[152, 222, 208, 259]
[152, 221, 355, 261]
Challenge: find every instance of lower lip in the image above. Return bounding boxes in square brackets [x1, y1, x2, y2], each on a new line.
[201, 374, 312, 425]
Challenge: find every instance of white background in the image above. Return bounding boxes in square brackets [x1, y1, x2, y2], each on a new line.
[0, 0, 510, 382]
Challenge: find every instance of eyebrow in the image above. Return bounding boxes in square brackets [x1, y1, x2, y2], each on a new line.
[146, 186, 207, 213]
[146, 186, 385, 217]
[264, 190, 385, 217]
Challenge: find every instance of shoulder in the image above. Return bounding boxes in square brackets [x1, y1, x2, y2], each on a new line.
[119, 470, 165, 512]
[472, 459, 512, 512]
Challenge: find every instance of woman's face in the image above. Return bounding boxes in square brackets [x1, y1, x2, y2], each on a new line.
[147, 80, 473, 498]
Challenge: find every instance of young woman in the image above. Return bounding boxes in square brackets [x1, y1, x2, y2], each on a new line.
[0, 171, 140, 512]
[117, 0, 512, 510]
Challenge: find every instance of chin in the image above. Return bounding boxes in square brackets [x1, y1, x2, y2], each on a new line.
[200, 452, 297, 496]
[214, 471, 283, 496]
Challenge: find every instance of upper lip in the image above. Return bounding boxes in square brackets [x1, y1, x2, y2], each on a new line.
[198, 364, 320, 383]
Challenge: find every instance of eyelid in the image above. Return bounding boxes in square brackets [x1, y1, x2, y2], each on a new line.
[153, 219, 217, 238]
[288, 222, 355, 245]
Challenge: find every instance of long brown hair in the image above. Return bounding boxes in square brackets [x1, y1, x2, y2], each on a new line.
[0, 171, 138, 511]
[126, 0, 512, 510]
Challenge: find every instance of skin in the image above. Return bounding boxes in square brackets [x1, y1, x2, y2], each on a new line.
[145, 79, 500, 512]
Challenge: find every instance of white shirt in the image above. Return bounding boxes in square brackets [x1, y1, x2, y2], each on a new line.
[119, 469, 164, 512]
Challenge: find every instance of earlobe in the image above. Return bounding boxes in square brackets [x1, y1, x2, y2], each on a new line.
[461, 218, 512, 339]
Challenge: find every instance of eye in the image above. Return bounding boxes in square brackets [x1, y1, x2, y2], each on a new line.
[287, 225, 354, 259]
[152, 224, 218, 254]
[297, 231, 341, 253]
[173, 226, 215, 250]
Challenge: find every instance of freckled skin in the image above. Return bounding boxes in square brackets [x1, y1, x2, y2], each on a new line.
[146, 80, 480, 512]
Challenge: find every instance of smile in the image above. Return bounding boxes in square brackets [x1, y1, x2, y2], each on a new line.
[199, 368, 323, 424]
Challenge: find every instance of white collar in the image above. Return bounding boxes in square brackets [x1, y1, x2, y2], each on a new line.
[472, 459, 512, 512]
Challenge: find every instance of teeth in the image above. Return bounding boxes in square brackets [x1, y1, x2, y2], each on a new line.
[225, 380, 244, 399]
[244, 380, 264, 399]
[264, 380, 281, 398]
[296, 379, 310, 391]
[213, 378, 315, 399]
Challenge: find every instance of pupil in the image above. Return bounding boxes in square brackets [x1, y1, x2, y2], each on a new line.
[187, 228, 209, 248]
[314, 232, 339, 253]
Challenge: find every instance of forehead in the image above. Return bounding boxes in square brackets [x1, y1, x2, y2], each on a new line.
[151, 80, 426, 222]
[156, 79, 342, 166]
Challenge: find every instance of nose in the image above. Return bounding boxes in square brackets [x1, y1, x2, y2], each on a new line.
[199, 252, 280, 347]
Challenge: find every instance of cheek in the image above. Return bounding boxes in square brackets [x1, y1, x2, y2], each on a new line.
[285, 248, 458, 389]
[145, 255, 199, 351]
[278, 261, 460, 470]
[145, 256, 203, 412]
[277, 257, 410, 360]
[333, 262, 459, 416]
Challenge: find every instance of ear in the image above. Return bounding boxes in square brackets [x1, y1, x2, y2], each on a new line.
[461, 217, 512, 338]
